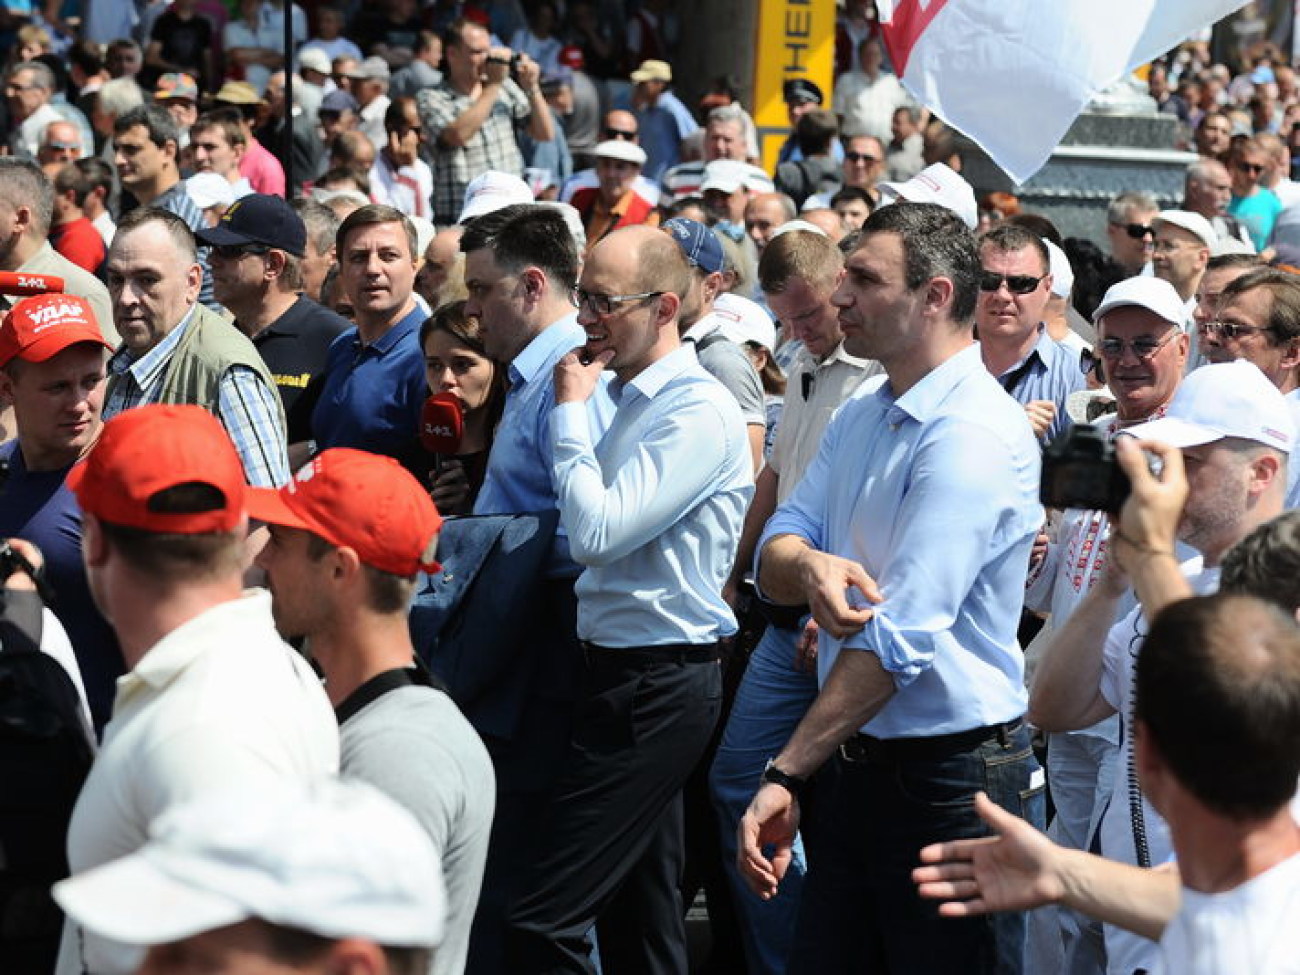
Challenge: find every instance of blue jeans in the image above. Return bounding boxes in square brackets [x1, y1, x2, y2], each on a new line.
[708, 624, 819, 975]
[788, 723, 1045, 975]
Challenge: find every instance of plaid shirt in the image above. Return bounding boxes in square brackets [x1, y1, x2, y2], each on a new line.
[417, 78, 531, 224]
[103, 309, 290, 487]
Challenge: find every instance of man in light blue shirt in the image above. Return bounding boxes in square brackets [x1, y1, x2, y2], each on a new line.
[507, 225, 752, 974]
[737, 202, 1044, 974]
[975, 223, 1084, 444]
[458, 203, 614, 975]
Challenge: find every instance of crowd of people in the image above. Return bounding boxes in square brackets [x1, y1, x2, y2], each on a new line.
[0, 2, 1297, 975]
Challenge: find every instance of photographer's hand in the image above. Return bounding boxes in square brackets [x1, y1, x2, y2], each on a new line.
[1111, 438, 1192, 616]
[2, 537, 43, 592]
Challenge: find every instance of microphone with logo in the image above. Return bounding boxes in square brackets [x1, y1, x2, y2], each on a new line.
[420, 392, 464, 474]
[0, 271, 66, 299]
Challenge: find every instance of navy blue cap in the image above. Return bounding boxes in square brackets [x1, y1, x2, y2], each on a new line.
[196, 194, 306, 257]
[782, 78, 824, 106]
[663, 218, 724, 275]
[320, 89, 359, 114]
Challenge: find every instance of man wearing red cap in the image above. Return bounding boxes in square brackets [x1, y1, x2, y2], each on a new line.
[251, 448, 495, 975]
[0, 293, 122, 732]
[57, 404, 338, 975]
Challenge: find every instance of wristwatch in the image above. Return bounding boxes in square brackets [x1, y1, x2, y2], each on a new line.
[761, 760, 807, 800]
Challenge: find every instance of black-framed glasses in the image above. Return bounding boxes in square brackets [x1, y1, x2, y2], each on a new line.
[845, 151, 879, 164]
[603, 127, 637, 140]
[1079, 347, 1105, 383]
[572, 287, 663, 315]
[978, 271, 1045, 295]
[1097, 329, 1179, 360]
[210, 243, 273, 260]
[1235, 160, 1265, 175]
[1113, 222, 1155, 240]
[1201, 319, 1276, 340]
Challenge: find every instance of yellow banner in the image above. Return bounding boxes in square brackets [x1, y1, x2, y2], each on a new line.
[753, 0, 837, 173]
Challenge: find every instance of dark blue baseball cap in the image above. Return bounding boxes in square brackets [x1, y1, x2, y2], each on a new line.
[195, 194, 306, 257]
[662, 218, 724, 275]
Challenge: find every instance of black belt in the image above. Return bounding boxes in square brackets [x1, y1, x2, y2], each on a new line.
[839, 719, 1024, 764]
[580, 640, 720, 665]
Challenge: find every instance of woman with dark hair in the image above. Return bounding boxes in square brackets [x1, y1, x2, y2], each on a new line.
[419, 300, 506, 514]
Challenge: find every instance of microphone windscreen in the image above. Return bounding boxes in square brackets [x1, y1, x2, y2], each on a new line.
[420, 392, 464, 454]
[0, 271, 66, 296]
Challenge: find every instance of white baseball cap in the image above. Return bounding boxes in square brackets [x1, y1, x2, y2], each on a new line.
[53, 779, 446, 949]
[713, 293, 776, 350]
[1092, 276, 1188, 331]
[1153, 209, 1217, 251]
[297, 47, 332, 76]
[1043, 238, 1073, 299]
[876, 162, 978, 229]
[458, 170, 534, 224]
[186, 172, 235, 211]
[1123, 360, 1294, 454]
[594, 139, 648, 166]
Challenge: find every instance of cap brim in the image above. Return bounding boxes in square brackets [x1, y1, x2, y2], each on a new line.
[54, 853, 250, 946]
[1120, 416, 1223, 449]
[195, 225, 257, 248]
[16, 331, 112, 364]
[245, 487, 314, 531]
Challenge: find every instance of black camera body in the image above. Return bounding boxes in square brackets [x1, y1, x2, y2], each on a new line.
[1040, 424, 1130, 514]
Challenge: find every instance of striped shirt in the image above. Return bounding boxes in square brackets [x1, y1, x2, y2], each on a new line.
[103, 309, 290, 487]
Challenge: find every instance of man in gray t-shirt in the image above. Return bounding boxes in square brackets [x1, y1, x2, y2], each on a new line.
[664, 217, 767, 472]
[251, 448, 495, 975]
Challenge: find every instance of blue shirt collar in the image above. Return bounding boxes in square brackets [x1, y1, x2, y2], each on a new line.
[616, 343, 697, 403]
[360, 303, 425, 356]
[881, 342, 984, 424]
[508, 312, 582, 386]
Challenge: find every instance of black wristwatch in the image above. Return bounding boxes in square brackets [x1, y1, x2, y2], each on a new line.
[761, 760, 807, 800]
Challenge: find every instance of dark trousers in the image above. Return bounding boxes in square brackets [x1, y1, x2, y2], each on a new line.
[505, 646, 723, 974]
[788, 723, 1045, 975]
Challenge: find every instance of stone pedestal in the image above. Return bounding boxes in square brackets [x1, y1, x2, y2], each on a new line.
[960, 112, 1199, 244]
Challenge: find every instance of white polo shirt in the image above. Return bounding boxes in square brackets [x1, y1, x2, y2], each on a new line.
[58, 591, 338, 975]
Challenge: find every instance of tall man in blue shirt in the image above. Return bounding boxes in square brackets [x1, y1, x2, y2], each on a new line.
[506, 225, 753, 974]
[457, 203, 615, 975]
[311, 205, 428, 469]
[738, 202, 1045, 973]
[975, 223, 1083, 444]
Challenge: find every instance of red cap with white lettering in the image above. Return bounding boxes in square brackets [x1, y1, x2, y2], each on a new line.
[0, 293, 112, 368]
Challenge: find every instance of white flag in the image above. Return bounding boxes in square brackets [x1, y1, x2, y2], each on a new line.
[877, 0, 1249, 185]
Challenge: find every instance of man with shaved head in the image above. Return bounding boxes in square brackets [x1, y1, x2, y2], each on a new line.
[505, 224, 752, 973]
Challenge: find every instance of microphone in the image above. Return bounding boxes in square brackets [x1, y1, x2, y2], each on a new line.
[0, 271, 66, 296]
[420, 392, 464, 455]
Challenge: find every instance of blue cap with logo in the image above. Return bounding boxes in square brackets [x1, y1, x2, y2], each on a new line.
[662, 218, 724, 275]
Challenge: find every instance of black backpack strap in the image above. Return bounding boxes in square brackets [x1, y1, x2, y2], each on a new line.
[0, 589, 44, 656]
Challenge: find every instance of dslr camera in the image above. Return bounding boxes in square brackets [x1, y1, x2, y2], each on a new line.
[1040, 425, 1130, 514]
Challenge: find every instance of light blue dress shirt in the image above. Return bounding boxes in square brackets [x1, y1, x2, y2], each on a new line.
[474, 314, 615, 576]
[551, 344, 754, 647]
[991, 325, 1085, 444]
[758, 344, 1042, 738]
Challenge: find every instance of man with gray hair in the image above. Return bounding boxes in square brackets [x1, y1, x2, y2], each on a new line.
[290, 196, 341, 303]
[1104, 190, 1159, 276]
[6, 61, 63, 158]
[0, 158, 114, 339]
[660, 104, 750, 203]
[1184, 156, 1254, 250]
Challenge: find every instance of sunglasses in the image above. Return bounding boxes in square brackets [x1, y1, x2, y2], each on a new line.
[210, 243, 272, 260]
[603, 127, 637, 140]
[845, 151, 879, 164]
[1112, 222, 1154, 240]
[978, 271, 1045, 295]
[1078, 348, 1105, 383]
[1235, 160, 1265, 175]
[1096, 330, 1178, 360]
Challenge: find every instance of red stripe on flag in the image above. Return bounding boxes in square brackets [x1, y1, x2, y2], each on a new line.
[880, 0, 951, 76]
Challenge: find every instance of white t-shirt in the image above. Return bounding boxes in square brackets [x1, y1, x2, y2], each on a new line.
[1099, 560, 1221, 975]
[1154, 852, 1300, 975]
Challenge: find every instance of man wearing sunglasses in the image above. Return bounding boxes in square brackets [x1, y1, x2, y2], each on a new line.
[975, 224, 1082, 443]
[1104, 191, 1159, 276]
[1022, 275, 1190, 973]
[1226, 138, 1283, 251]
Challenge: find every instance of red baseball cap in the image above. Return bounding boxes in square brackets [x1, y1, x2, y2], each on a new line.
[67, 405, 247, 533]
[558, 45, 584, 70]
[0, 294, 112, 368]
[246, 449, 443, 576]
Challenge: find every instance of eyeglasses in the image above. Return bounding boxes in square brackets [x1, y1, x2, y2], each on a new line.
[978, 271, 1045, 295]
[1235, 160, 1265, 175]
[603, 127, 637, 140]
[844, 151, 880, 164]
[1112, 222, 1155, 240]
[210, 243, 272, 260]
[4, 82, 38, 93]
[1200, 319, 1276, 340]
[1097, 329, 1179, 360]
[1078, 347, 1106, 383]
[572, 287, 663, 315]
